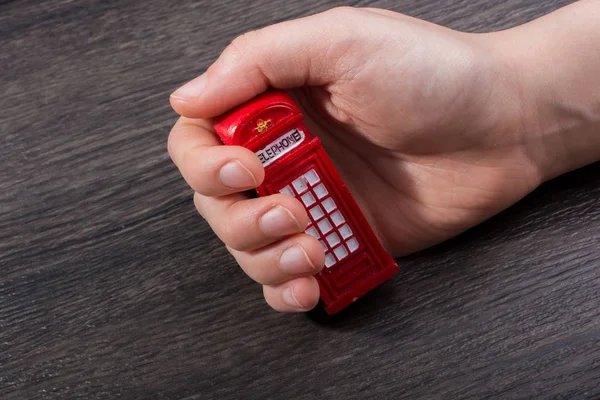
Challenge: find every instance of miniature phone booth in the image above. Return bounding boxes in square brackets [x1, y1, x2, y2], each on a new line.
[213, 90, 399, 315]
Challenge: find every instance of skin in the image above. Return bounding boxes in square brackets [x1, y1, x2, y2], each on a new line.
[168, 2, 600, 312]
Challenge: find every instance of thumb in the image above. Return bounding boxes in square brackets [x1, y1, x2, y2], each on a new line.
[169, 8, 358, 118]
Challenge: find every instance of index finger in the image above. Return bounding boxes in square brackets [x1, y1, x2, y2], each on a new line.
[168, 117, 265, 197]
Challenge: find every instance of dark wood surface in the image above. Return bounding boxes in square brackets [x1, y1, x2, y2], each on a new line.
[2, 0, 599, 399]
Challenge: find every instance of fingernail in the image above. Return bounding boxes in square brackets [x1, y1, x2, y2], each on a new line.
[259, 206, 301, 237]
[171, 74, 207, 100]
[282, 287, 304, 309]
[279, 246, 315, 275]
[219, 160, 256, 189]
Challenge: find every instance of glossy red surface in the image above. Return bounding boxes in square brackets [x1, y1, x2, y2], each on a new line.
[214, 90, 399, 314]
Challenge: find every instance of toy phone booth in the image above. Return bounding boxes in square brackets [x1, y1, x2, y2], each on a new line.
[214, 90, 399, 315]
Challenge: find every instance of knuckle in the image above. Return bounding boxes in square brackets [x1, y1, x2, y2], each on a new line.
[230, 250, 276, 286]
[193, 192, 207, 218]
[326, 6, 357, 18]
[249, 270, 275, 286]
[181, 145, 212, 193]
[229, 30, 261, 53]
[223, 30, 268, 94]
[226, 30, 262, 64]
[180, 144, 198, 170]
[220, 220, 249, 251]
[167, 122, 184, 164]
[166, 131, 176, 162]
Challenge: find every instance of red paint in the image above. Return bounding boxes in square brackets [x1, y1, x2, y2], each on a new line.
[214, 90, 399, 314]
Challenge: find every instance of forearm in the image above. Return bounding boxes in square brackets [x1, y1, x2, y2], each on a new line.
[492, 0, 600, 181]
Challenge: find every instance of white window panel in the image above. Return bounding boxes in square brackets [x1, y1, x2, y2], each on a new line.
[322, 198, 336, 213]
[279, 185, 294, 196]
[334, 245, 349, 261]
[319, 240, 327, 251]
[292, 177, 308, 194]
[309, 205, 325, 221]
[339, 224, 352, 239]
[317, 218, 333, 235]
[326, 232, 341, 247]
[347, 237, 359, 252]
[325, 253, 336, 268]
[313, 183, 328, 199]
[304, 169, 320, 186]
[301, 192, 316, 207]
[305, 226, 319, 238]
[331, 210, 345, 227]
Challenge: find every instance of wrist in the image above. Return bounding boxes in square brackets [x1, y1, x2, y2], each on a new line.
[482, 3, 600, 183]
[511, 45, 600, 183]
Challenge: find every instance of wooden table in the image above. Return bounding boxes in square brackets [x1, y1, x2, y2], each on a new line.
[2, 0, 599, 398]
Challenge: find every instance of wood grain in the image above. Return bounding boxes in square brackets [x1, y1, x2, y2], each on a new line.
[1, 0, 599, 399]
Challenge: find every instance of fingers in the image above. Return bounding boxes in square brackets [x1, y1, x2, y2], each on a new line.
[168, 117, 265, 196]
[228, 233, 325, 286]
[194, 192, 309, 252]
[263, 276, 321, 312]
[169, 7, 365, 118]
[194, 188, 322, 313]
[169, 116, 320, 312]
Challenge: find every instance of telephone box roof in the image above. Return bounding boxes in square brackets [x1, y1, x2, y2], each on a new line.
[213, 90, 301, 147]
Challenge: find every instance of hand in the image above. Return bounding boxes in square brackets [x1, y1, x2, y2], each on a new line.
[168, 6, 599, 312]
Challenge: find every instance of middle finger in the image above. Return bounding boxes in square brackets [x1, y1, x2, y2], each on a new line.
[194, 191, 309, 251]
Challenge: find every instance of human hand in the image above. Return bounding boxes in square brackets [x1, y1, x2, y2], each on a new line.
[168, 5, 600, 312]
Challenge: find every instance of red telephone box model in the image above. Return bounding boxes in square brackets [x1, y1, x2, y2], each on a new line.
[214, 90, 399, 314]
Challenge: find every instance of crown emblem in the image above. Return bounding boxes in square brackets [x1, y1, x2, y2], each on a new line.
[254, 119, 272, 133]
